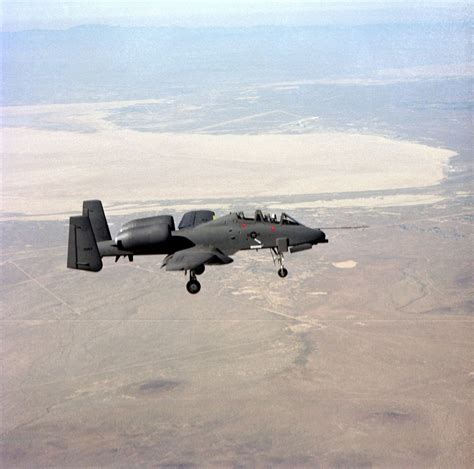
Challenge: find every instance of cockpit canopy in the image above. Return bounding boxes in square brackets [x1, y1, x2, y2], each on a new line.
[236, 210, 300, 225]
[279, 213, 300, 225]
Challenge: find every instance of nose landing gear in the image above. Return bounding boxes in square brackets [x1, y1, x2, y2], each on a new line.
[271, 247, 289, 279]
[278, 267, 288, 278]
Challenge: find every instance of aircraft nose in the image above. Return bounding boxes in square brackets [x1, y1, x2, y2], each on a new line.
[312, 229, 328, 244]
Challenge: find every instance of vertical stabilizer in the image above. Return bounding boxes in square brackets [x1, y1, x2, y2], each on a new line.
[67, 216, 103, 272]
[82, 200, 111, 242]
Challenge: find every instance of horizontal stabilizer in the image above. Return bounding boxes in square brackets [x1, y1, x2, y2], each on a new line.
[67, 216, 103, 272]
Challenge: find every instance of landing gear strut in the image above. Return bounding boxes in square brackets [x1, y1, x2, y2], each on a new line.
[186, 270, 201, 294]
[271, 247, 289, 278]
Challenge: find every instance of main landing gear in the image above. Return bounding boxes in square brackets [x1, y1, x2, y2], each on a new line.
[186, 276, 201, 294]
[185, 265, 205, 294]
[271, 247, 289, 279]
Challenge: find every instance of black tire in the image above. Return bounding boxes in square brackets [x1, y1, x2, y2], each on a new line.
[186, 279, 201, 294]
[278, 267, 288, 278]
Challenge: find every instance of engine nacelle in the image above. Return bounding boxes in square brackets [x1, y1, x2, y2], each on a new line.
[121, 215, 175, 232]
[116, 223, 171, 251]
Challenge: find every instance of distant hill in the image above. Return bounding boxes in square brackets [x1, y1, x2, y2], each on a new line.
[1, 23, 470, 105]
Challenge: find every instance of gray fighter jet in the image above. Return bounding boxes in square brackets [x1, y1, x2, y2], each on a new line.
[67, 200, 328, 294]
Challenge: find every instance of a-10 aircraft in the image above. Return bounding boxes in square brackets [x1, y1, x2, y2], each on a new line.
[67, 200, 328, 294]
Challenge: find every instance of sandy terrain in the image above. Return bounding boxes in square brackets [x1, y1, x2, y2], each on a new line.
[332, 260, 358, 269]
[0, 97, 472, 466]
[268, 194, 447, 210]
[1, 202, 472, 467]
[1, 112, 455, 219]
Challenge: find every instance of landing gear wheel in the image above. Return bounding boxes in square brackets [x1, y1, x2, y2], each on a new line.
[278, 267, 288, 278]
[186, 279, 201, 294]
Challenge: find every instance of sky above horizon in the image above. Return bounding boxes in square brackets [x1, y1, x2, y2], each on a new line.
[1, 1, 471, 31]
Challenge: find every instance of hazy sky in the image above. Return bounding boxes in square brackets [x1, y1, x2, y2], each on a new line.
[1, 0, 470, 31]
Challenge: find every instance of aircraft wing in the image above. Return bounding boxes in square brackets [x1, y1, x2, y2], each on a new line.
[162, 246, 233, 271]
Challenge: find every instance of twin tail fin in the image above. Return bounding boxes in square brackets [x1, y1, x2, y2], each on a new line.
[67, 200, 109, 272]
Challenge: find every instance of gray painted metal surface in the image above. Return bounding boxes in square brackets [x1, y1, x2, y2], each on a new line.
[67, 200, 328, 294]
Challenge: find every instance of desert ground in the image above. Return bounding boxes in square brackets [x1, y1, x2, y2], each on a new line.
[1, 102, 455, 220]
[1, 95, 473, 467]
